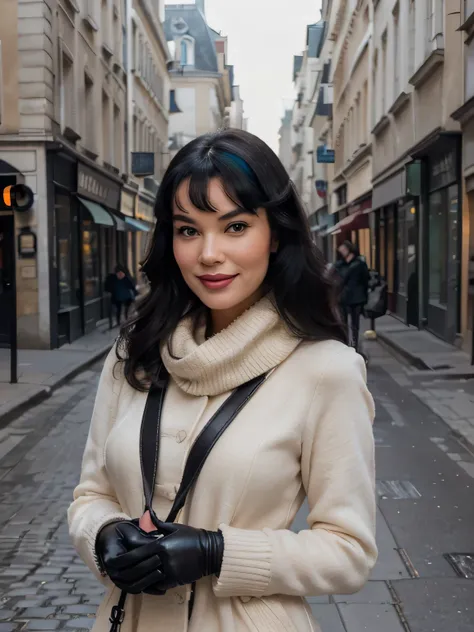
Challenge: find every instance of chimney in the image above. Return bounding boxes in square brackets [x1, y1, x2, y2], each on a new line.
[196, 0, 205, 15]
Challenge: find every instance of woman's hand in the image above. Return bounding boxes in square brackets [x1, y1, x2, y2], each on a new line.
[95, 520, 165, 594]
[149, 521, 224, 592]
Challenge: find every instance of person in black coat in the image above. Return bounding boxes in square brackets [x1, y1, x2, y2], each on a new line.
[104, 265, 138, 327]
[337, 241, 369, 351]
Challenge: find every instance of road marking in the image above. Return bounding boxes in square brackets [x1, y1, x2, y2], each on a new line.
[377, 480, 422, 499]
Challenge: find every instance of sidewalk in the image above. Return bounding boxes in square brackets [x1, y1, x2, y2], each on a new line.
[374, 314, 474, 377]
[0, 324, 117, 427]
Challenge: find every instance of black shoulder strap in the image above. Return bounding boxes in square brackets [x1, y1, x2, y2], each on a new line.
[140, 370, 266, 526]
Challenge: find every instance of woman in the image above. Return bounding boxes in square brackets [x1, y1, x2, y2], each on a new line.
[68, 129, 377, 632]
[105, 265, 138, 327]
[336, 241, 370, 352]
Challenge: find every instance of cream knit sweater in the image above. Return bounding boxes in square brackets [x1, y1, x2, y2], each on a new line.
[68, 296, 377, 632]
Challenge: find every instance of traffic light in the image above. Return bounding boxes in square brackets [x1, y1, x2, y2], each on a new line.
[1, 184, 34, 211]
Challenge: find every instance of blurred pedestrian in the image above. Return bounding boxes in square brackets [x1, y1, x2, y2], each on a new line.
[104, 264, 138, 328]
[69, 129, 376, 632]
[337, 240, 370, 351]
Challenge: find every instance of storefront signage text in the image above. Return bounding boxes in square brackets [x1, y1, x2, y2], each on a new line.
[429, 148, 457, 192]
[77, 163, 121, 210]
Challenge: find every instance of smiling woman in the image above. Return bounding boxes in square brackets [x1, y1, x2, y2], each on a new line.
[68, 129, 376, 632]
[119, 128, 346, 390]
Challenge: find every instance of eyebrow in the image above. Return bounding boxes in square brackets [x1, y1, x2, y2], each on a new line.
[172, 208, 257, 224]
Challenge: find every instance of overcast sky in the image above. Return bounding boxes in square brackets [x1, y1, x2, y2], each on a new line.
[168, 0, 322, 152]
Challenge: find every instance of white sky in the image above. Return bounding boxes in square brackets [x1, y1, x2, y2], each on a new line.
[168, 0, 322, 152]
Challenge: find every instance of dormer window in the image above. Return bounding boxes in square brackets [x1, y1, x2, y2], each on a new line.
[180, 36, 195, 66]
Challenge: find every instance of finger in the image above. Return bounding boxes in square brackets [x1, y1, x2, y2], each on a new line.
[110, 554, 164, 584]
[125, 568, 167, 594]
[107, 538, 163, 571]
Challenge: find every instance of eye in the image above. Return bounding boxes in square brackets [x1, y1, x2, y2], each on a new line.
[177, 226, 198, 237]
[227, 222, 248, 234]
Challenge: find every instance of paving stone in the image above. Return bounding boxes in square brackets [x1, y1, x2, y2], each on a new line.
[50, 597, 80, 607]
[23, 607, 56, 618]
[309, 604, 346, 632]
[14, 599, 46, 608]
[64, 618, 94, 629]
[338, 603, 405, 632]
[63, 605, 96, 615]
[25, 621, 61, 630]
[0, 624, 14, 632]
[0, 611, 14, 620]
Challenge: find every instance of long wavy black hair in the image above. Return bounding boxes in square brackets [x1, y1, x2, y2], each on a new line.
[118, 129, 345, 390]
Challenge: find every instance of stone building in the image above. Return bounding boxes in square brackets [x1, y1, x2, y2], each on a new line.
[164, 1, 233, 157]
[0, 0, 169, 349]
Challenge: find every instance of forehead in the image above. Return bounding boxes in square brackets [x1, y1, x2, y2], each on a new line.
[173, 177, 238, 215]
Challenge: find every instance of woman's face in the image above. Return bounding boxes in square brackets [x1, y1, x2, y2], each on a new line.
[172, 178, 275, 327]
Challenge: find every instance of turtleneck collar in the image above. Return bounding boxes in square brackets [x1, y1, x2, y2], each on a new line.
[160, 295, 301, 396]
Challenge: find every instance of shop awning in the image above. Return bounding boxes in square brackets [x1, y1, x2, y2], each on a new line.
[109, 211, 128, 232]
[78, 196, 114, 226]
[125, 217, 152, 232]
[326, 211, 369, 236]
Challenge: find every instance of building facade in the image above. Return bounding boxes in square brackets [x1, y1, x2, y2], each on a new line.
[164, 2, 233, 157]
[0, 0, 169, 350]
[371, 0, 463, 344]
[452, 0, 474, 358]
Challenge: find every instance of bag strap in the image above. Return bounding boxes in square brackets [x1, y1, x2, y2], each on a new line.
[166, 373, 266, 523]
[110, 369, 266, 632]
[141, 369, 266, 526]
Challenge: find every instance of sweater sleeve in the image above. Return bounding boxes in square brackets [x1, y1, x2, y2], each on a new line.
[67, 344, 131, 582]
[213, 349, 377, 598]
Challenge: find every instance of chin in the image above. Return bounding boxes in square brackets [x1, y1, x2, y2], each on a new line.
[197, 291, 248, 312]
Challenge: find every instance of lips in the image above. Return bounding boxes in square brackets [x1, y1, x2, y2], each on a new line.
[197, 274, 238, 290]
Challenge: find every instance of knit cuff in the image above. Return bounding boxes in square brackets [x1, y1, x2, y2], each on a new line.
[212, 525, 272, 598]
[83, 512, 130, 579]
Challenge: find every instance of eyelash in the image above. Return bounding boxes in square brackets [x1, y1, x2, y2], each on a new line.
[176, 222, 249, 237]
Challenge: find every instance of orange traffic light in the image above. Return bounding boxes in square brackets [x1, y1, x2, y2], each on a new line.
[1, 184, 34, 211]
[2, 185, 13, 207]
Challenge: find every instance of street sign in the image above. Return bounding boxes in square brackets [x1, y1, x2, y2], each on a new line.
[131, 152, 155, 177]
[316, 145, 335, 164]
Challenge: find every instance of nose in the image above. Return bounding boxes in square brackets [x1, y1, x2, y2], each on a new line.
[198, 234, 225, 266]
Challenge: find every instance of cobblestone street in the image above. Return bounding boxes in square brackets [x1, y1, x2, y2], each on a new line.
[0, 343, 473, 631]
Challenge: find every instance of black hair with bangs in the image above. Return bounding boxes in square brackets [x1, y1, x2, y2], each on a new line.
[118, 128, 345, 390]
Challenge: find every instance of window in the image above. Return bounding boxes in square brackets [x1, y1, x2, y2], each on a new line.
[408, 0, 416, 78]
[84, 74, 94, 150]
[102, 91, 111, 162]
[102, 0, 111, 49]
[113, 105, 121, 169]
[81, 222, 100, 300]
[181, 39, 188, 65]
[60, 51, 74, 129]
[180, 37, 194, 66]
[466, 0, 474, 21]
[372, 50, 378, 126]
[467, 40, 474, 100]
[381, 32, 387, 115]
[55, 192, 76, 309]
[428, 190, 447, 304]
[393, 3, 400, 98]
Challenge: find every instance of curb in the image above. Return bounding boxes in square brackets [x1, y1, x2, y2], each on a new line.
[376, 332, 430, 370]
[0, 343, 113, 430]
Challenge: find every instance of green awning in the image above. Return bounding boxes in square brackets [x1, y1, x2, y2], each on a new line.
[110, 212, 127, 232]
[125, 217, 152, 232]
[78, 196, 114, 226]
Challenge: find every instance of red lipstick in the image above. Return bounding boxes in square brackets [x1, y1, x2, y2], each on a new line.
[197, 274, 238, 290]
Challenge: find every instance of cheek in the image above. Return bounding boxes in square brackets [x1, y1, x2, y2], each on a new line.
[173, 239, 196, 274]
[236, 229, 272, 269]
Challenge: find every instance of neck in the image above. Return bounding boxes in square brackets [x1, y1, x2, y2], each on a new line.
[210, 289, 264, 335]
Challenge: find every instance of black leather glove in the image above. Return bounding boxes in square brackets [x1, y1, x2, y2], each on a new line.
[95, 520, 165, 594]
[151, 521, 224, 592]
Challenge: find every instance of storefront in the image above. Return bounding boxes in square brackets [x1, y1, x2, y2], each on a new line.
[120, 186, 138, 279]
[48, 151, 124, 346]
[326, 196, 372, 264]
[421, 139, 462, 344]
[135, 192, 155, 281]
